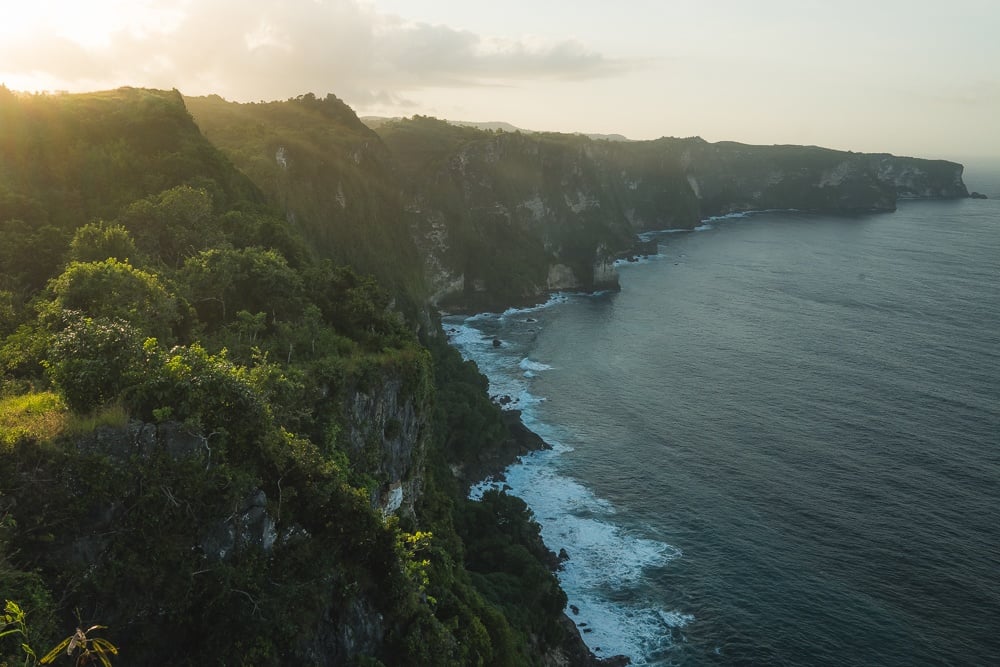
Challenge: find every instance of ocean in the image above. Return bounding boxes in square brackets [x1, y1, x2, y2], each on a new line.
[447, 189, 1000, 665]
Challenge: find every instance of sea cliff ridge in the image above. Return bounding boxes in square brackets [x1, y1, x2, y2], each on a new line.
[0, 86, 970, 665]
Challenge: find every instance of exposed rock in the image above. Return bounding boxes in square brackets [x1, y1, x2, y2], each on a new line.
[547, 263, 582, 290]
[300, 595, 386, 666]
[343, 375, 429, 518]
[385, 122, 966, 313]
[970, 191, 988, 199]
[200, 488, 277, 561]
[592, 243, 621, 291]
[453, 409, 551, 489]
[543, 614, 632, 666]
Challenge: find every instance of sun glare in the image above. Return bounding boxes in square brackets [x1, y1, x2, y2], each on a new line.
[0, 0, 189, 93]
[2, 1, 186, 44]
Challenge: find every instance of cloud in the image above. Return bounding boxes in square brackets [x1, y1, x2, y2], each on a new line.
[0, 0, 626, 108]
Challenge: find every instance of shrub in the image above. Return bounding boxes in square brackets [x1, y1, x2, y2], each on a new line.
[44, 316, 145, 413]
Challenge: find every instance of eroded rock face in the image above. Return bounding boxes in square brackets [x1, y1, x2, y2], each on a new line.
[300, 596, 386, 666]
[76, 421, 284, 561]
[547, 263, 582, 290]
[392, 126, 967, 312]
[200, 488, 277, 561]
[343, 375, 428, 518]
[876, 156, 968, 198]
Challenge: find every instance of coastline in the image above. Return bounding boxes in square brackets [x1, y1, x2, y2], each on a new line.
[447, 297, 651, 665]
[473, 404, 633, 667]
[445, 198, 979, 663]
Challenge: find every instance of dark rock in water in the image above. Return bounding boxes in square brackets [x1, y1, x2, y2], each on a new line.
[525, 317, 537, 323]
[502, 484, 513, 492]
[553, 614, 631, 666]
[559, 547, 571, 561]
[570, 605, 580, 615]
[583, 627, 593, 633]
[492, 337, 502, 347]
[970, 191, 988, 199]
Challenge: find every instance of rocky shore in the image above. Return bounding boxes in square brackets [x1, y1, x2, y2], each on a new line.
[466, 407, 632, 666]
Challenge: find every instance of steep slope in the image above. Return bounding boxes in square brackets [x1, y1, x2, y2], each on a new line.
[673, 138, 967, 215]
[0, 87, 263, 294]
[376, 119, 967, 310]
[1, 88, 588, 666]
[183, 94, 427, 319]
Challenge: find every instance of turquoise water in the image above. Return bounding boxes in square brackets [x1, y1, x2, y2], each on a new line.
[451, 197, 1000, 665]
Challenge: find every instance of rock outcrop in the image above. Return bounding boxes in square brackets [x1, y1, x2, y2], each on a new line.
[342, 374, 429, 518]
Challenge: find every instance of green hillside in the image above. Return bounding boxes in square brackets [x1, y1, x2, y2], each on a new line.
[0, 88, 583, 666]
[183, 94, 427, 320]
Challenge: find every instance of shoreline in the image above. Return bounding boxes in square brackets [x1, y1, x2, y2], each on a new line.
[437, 198, 967, 319]
[473, 405, 633, 667]
[447, 299, 638, 665]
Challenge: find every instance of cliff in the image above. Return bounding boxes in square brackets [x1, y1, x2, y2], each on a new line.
[374, 119, 967, 311]
[0, 86, 969, 666]
[673, 138, 967, 215]
[183, 93, 429, 320]
[0, 88, 583, 666]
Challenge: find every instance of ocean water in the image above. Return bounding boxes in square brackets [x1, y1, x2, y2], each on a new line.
[449, 196, 1000, 666]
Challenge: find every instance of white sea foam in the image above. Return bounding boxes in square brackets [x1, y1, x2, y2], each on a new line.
[702, 207, 800, 224]
[519, 358, 553, 373]
[614, 253, 665, 268]
[456, 313, 692, 664]
[694, 223, 713, 231]
[637, 228, 693, 242]
[472, 443, 688, 662]
[704, 211, 752, 222]
[499, 292, 572, 319]
[443, 322, 492, 349]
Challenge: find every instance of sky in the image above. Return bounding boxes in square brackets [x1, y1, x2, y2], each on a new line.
[1, 0, 998, 161]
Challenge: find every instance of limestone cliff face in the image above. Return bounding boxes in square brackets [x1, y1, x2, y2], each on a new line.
[403, 132, 638, 308]
[67, 367, 430, 665]
[376, 121, 968, 311]
[382, 125, 699, 309]
[874, 155, 968, 199]
[342, 374, 429, 518]
[678, 139, 968, 215]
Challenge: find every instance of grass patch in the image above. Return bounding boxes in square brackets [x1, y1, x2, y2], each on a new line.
[64, 402, 129, 436]
[0, 392, 130, 448]
[0, 391, 68, 448]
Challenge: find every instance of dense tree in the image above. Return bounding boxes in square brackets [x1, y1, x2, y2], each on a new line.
[0, 219, 68, 292]
[119, 184, 223, 267]
[68, 220, 140, 263]
[0, 88, 575, 667]
[46, 258, 182, 339]
[44, 314, 146, 412]
[180, 246, 303, 329]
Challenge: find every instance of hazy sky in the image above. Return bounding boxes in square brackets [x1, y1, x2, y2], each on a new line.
[2, 0, 998, 160]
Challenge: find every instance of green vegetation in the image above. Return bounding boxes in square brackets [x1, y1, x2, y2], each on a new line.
[376, 117, 698, 308]
[0, 392, 66, 449]
[0, 88, 576, 665]
[183, 94, 427, 318]
[1, 599, 119, 667]
[3, 85, 962, 665]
